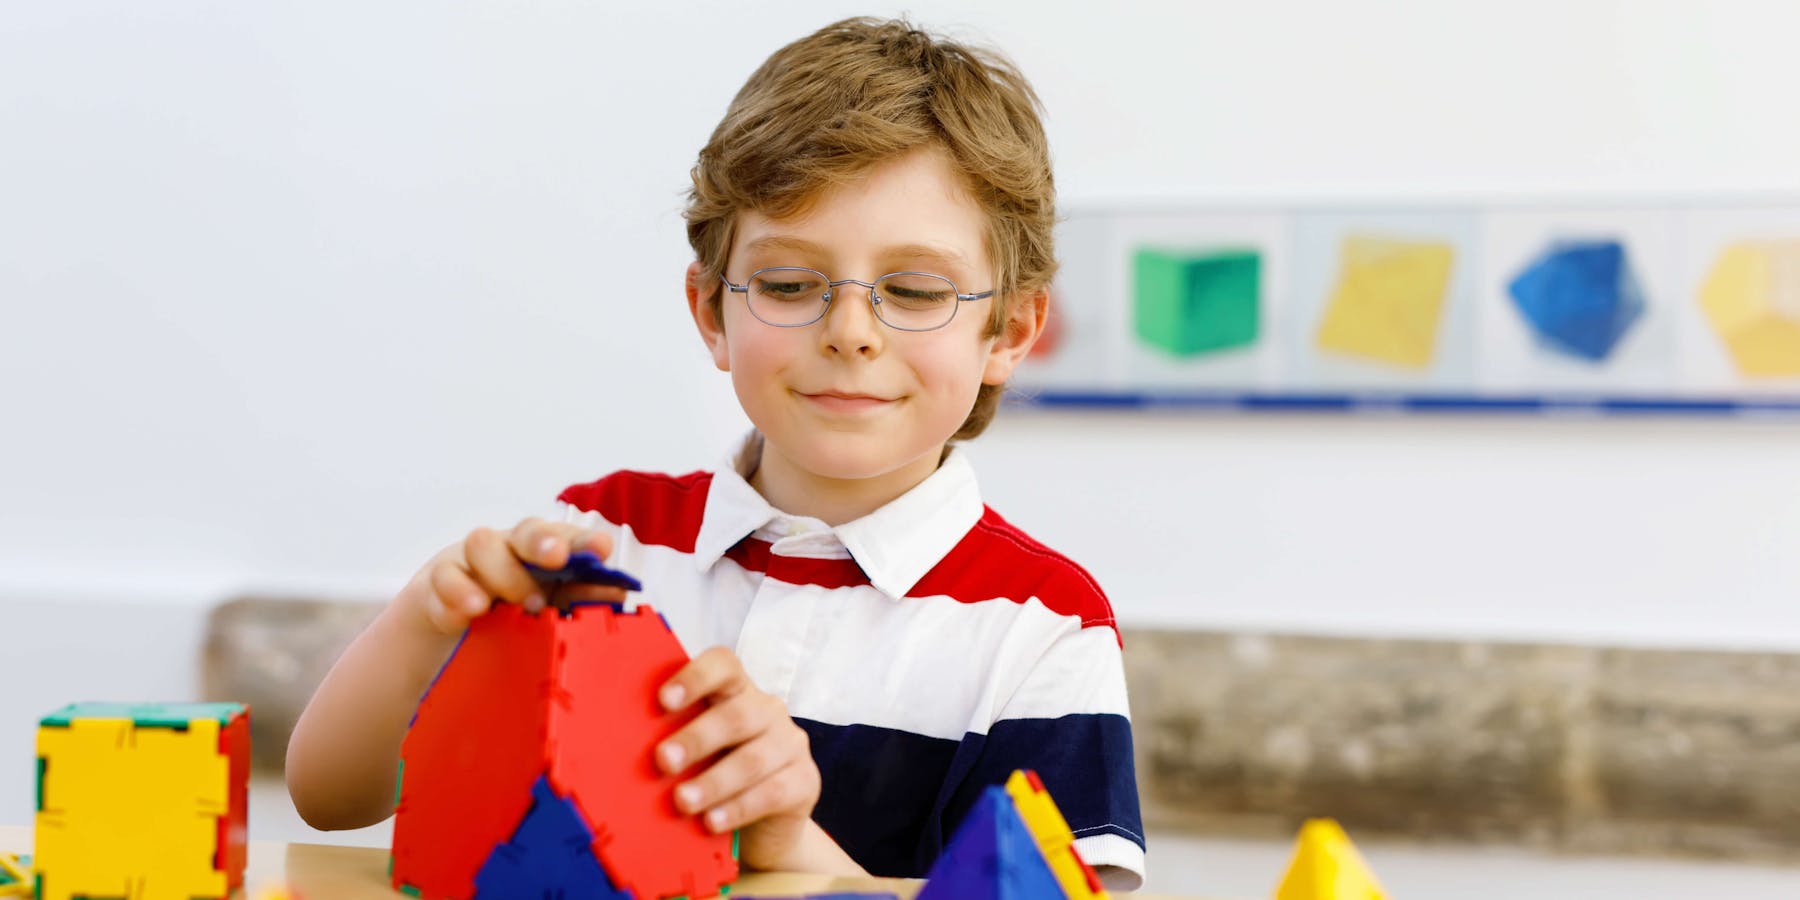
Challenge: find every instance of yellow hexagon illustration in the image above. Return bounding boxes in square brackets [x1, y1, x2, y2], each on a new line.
[1699, 239, 1800, 377]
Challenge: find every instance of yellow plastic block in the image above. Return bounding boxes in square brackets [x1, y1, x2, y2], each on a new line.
[1274, 819, 1388, 900]
[1699, 239, 1800, 377]
[36, 718, 230, 900]
[1003, 770, 1109, 900]
[1315, 235, 1456, 369]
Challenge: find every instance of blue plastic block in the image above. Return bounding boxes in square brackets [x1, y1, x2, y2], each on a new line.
[473, 776, 630, 900]
[1507, 239, 1645, 363]
[526, 551, 644, 592]
[916, 787, 1064, 900]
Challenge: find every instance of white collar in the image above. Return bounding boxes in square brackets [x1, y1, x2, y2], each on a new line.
[690, 432, 986, 599]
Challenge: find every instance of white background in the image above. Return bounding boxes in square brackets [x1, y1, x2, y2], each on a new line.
[5, 0, 1800, 660]
[6, 5, 1800, 891]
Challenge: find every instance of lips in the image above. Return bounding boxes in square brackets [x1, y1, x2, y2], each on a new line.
[799, 390, 897, 413]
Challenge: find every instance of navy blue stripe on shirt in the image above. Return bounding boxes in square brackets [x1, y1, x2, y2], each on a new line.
[797, 713, 1143, 878]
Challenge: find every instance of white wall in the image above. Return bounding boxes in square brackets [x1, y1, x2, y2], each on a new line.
[5, 0, 1800, 656]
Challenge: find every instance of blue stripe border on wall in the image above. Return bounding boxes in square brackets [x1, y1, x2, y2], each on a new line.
[1011, 391, 1800, 416]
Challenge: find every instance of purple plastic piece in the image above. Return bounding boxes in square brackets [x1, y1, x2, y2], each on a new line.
[525, 550, 644, 592]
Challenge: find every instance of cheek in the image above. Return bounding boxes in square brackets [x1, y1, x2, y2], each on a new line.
[911, 340, 991, 400]
[725, 325, 796, 389]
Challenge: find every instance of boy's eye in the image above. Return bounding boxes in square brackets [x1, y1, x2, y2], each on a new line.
[876, 273, 956, 309]
[753, 276, 824, 301]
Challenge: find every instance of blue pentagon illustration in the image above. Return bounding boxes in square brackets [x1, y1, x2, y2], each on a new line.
[1507, 239, 1646, 363]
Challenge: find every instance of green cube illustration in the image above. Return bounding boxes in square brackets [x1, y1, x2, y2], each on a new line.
[1133, 247, 1261, 357]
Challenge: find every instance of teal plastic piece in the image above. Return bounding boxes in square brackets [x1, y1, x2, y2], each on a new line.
[0, 854, 28, 886]
[1133, 246, 1261, 357]
[39, 701, 245, 730]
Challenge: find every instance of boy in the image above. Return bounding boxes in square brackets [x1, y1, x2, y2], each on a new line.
[287, 16, 1145, 890]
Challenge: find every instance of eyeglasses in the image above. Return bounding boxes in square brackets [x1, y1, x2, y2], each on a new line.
[721, 267, 994, 332]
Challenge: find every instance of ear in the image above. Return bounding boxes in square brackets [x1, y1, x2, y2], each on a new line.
[981, 287, 1049, 385]
[687, 261, 731, 372]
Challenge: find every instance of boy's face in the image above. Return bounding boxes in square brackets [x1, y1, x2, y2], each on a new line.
[688, 146, 1041, 487]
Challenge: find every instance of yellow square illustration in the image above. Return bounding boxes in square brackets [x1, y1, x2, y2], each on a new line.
[1315, 235, 1456, 369]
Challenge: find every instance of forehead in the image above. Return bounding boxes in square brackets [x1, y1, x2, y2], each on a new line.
[732, 147, 990, 275]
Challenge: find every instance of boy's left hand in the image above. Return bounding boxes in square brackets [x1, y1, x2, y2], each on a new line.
[655, 646, 821, 872]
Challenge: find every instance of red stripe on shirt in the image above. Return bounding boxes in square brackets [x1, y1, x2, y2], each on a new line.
[557, 470, 712, 554]
[725, 538, 873, 590]
[910, 507, 1122, 646]
[564, 474, 1119, 646]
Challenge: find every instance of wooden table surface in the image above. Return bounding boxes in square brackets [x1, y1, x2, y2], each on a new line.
[2, 826, 1191, 898]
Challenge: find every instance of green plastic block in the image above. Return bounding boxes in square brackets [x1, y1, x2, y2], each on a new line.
[400, 883, 422, 898]
[1133, 246, 1261, 356]
[39, 701, 245, 730]
[35, 757, 44, 812]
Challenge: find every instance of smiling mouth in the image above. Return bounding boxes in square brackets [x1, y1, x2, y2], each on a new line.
[799, 391, 897, 413]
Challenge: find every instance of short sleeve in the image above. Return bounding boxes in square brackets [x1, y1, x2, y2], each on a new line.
[941, 620, 1146, 890]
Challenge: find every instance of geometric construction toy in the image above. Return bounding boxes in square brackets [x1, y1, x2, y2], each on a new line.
[915, 769, 1109, 900]
[0, 854, 31, 899]
[392, 564, 737, 900]
[34, 702, 250, 900]
[1273, 818, 1388, 900]
[1315, 234, 1457, 369]
[1699, 238, 1800, 377]
[1133, 246, 1262, 357]
[1507, 238, 1646, 363]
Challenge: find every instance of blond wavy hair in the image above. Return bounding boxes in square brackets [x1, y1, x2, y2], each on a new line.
[684, 17, 1056, 440]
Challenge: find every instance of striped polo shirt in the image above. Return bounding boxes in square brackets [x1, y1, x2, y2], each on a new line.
[556, 434, 1145, 889]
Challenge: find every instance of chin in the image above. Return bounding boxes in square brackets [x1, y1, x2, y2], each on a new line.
[779, 432, 937, 483]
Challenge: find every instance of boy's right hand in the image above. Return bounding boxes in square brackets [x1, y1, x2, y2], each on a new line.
[405, 518, 621, 636]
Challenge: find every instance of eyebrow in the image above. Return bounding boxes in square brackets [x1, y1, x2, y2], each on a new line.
[741, 235, 973, 273]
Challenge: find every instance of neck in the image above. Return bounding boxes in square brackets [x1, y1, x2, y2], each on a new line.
[749, 441, 946, 526]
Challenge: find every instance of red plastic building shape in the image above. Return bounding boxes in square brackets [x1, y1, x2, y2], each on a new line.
[392, 601, 737, 900]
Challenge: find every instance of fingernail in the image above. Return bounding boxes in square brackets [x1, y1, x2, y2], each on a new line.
[676, 784, 702, 811]
[659, 742, 685, 770]
[524, 593, 545, 613]
[705, 808, 728, 832]
[660, 685, 685, 710]
[465, 594, 487, 614]
[538, 536, 557, 559]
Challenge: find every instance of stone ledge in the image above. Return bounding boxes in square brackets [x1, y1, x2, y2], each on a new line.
[200, 599, 1800, 862]
[1126, 629, 1800, 863]
[201, 596, 381, 772]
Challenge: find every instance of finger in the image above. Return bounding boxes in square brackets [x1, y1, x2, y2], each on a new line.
[698, 758, 821, 834]
[656, 689, 779, 776]
[658, 646, 752, 714]
[672, 724, 809, 816]
[465, 526, 545, 612]
[426, 561, 488, 632]
[511, 519, 616, 570]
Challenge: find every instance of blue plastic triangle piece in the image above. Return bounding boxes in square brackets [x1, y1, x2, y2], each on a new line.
[474, 775, 632, 900]
[917, 786, 1065, 900]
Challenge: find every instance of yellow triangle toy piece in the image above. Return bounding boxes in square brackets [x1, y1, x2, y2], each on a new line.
[1274, 818, 1388, 900]
[1003, 769, 1110, 900]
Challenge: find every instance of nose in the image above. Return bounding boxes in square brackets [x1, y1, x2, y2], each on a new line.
[819, 282, 885, 357]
